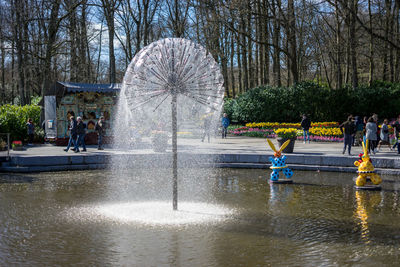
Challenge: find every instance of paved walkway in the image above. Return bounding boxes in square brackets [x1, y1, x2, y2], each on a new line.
[1, 136, 398, 157]
[1, 136, 399, 173]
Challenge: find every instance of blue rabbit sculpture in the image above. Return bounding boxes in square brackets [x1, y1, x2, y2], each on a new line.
[267, 139, 293, 181]
[269, 155, 293, 181]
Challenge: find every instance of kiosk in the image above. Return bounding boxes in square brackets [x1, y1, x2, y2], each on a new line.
[43, 82, 120, 145]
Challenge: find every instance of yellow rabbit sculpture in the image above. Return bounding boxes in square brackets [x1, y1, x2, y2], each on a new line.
[354, 140, 382, 186]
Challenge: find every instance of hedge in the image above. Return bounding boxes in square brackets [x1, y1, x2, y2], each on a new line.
[224, 81, 400, 123]
[0, 104, 41, 142]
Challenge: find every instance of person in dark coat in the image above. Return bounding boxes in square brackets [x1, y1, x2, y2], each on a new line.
[75, 116, 86, 153]
[95, 116, 106, 150]
[301, 114, 311, 144]
[393, 115, 400, 154]
[64, 116, 77, 152]
[26, 118, 35, 145]
[339, 115, 356, 155]
[354, 116, 364, 146]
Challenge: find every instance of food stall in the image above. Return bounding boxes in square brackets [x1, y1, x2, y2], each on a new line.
[43, 82, 120, 145]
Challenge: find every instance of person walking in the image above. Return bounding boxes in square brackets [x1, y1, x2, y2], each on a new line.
[393, 115, 400, 154]
[354, 116, 364, 146]
[373, 113, 380, 151]
[26, 118, 34, 146]
[221, 113, 230, 139]
[339, 115, 356, 155]
[365, 117, 378, 154]
[377, 119, 391, 151]
[64, 116, 77, 152]
[95, 116, 106, 150]
[75, 117, 87, 152]
[301, 114, 311, 144]
[363, 116, 368, 144]
[201, 114, 212, 143]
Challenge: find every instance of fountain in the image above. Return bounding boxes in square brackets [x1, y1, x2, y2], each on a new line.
[111, 38, 225, 215]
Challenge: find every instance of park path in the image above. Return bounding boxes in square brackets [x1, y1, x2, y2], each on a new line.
[1, 136, 398, 158]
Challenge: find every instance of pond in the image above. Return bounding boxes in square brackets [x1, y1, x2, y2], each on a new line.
[0, 169, 399, 266]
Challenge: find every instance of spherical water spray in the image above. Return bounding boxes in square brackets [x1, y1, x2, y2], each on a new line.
[117, 38, 225, 210]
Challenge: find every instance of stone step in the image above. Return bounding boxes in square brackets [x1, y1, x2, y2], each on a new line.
[1, 152, 399, 174]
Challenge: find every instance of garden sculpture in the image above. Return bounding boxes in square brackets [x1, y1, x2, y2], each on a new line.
[354, 140, 382, 187]
[267, 139, 294, 182]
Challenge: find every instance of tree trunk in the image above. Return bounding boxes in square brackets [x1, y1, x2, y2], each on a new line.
[107, 15, 116, 83]
[11, 39, 15, 104]
[255, 0, 260, 86]
[287, 0, 298, 84]
[368, 0, 374, 85]
[222, 57, 230, 98]
[240, 15, 248, 91]
[286, 38, 291, 86]
[1, 23, 5, 104]
[344, 1, 350, 85]
[389, 0, 395, 82]
[382, 0, 391, 81]
[237, 33, 243, 94]
[394, 0, 400, 82]
[23, 7, 30, 104]
[67, 0, 78, 81]
[272, 0, 281, 87]
[101, 0, 117, 84]
[350, 0, 358, 88]
[143, 0, 150, 46]
[14, 0, 25, 105]
[96, 20, 104, 83]
[41, 0, 61, 99]
[263, 0, 270, 85]
[230, 31, 235, 98]
[79, 0, 89, 82]
[247, 0, 254, 89]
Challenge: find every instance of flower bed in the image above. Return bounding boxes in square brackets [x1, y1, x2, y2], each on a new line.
[231, 127, 276, 138]
[245, 122, 338, 129]
[230, 121, 344, 142]
[309, 127, 342, 137]
[297, 135, 344, 142]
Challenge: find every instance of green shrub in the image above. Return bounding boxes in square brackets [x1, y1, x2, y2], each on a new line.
[223, 81, 400, 123]
[0, 104, 41, 142]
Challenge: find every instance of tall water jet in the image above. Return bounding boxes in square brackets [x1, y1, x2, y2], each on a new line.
[114, 38, 225, 210]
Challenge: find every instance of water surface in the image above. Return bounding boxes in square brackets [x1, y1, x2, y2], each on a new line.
[1, 169, 400, 266]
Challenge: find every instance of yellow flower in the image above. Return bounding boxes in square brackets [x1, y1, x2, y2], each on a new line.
[245, 121, 339, 129]
[274, 128, 298, 139]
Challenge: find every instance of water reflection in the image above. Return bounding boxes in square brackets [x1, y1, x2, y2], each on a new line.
[217, 176, 239, 193]
[354, 191, 371, 244]
[268, 183, 294, 205]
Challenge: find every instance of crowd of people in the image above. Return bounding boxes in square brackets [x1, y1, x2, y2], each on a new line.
[299, 112, 400, 156]
[64, 116, 106, 153]
[336, 114, 400, 155]
[24, 112, 400, 157]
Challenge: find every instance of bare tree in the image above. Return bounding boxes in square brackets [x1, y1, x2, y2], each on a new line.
[0, 2, 6, 104]
[99, 0, 120, 83]
[165, 0, 190, 38]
